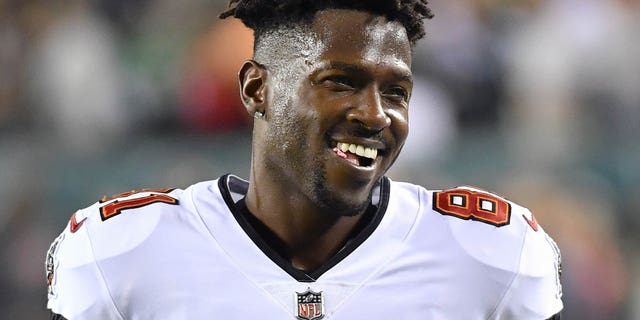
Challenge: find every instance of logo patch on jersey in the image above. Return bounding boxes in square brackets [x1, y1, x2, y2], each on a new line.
[69, 211, 87, 233]
[522, 213, 539, 232]
[46, 232, 64, 298]
[295, 288, 325, 320]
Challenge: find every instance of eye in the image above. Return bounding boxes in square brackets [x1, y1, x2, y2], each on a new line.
[320, 75, 355, 91]
[383, 86, 410, 102]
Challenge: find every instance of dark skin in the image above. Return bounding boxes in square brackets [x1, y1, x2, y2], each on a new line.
[238, 9, 412, 271]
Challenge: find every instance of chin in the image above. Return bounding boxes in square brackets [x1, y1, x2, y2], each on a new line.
[313, 182, 373, 217]
[306, 162, 378, 216]
[320, 196, 370, 217]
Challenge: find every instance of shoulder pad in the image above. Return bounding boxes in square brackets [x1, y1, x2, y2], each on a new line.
[431, 186, 557, 273]
[47, 187, 192, 318]
[63, 188, 184, 260]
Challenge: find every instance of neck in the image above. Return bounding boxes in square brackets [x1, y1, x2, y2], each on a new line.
[244, 167, 368, 271]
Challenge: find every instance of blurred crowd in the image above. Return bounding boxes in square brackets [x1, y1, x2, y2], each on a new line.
[1, 0, 638, 318]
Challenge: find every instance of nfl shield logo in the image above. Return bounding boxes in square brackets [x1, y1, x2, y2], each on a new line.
[295, 287, 325, 320]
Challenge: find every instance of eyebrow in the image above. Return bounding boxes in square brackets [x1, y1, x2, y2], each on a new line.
[314, 61, 413, 83]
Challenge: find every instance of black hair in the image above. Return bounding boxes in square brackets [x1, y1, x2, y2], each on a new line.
[219, 0, 433, 46]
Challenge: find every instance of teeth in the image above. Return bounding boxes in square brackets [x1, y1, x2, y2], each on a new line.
[335, 142, 378, 160]
[364, 148, 375, 159]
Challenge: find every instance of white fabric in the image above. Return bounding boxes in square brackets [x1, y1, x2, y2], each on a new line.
[47, 177, 563, 319]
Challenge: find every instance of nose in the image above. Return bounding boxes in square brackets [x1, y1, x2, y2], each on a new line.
[346, 86, 391, 133]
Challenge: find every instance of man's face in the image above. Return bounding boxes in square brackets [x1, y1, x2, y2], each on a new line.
[258, 9, 412, 215]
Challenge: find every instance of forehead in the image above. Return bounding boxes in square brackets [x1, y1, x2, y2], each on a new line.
[308, 9, 412, 70]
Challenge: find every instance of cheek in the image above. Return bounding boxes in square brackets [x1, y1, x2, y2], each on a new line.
[296, 87, 337, 131]
[388, 108, 409, 142]
[268, 95, 319, 156]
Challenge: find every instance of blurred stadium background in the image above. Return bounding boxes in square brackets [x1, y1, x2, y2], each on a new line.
[1, 0, 638, 318]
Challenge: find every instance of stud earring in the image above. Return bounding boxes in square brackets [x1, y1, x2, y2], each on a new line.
[254, 111, 264, 120]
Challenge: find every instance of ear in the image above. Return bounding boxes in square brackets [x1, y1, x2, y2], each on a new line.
[238, 60, 268, 118]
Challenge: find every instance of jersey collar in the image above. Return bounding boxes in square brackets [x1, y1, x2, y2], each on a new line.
[218, 174, 390, 282]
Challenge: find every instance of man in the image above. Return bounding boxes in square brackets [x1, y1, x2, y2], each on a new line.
[46, 1, 563, 319]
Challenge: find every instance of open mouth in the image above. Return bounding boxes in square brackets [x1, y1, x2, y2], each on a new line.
[332, 142, 379, 167]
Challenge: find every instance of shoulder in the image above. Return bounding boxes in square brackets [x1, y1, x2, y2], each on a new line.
[46, 181, 222, 281]
[387, 181, 521, 229]
[71, 187, 187, 247]
[422, 185, 559, 270]
[46, 180, 220, 317]
[62, 180, 223, 254]
[399, 183, 564, 318]
[47, 186, 190, 277]
[391, 181, 562, 283]
[397, 183, 544, 237]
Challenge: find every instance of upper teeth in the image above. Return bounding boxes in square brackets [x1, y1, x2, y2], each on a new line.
[336, 142, 378, 160]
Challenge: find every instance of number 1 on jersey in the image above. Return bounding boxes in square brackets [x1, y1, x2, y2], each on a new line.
[100, 190, 178, 221]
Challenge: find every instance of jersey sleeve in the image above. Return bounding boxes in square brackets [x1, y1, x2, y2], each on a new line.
[46, 206, 124, 319]
[491, 208, 564, 319]
[429, 186, 564, 319]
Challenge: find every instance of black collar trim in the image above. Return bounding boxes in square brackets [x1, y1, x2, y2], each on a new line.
[217, 174, 390, 282]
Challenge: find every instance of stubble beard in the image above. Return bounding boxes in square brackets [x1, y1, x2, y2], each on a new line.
[310, 169, 373, 217]
[266, 96, 371, 218]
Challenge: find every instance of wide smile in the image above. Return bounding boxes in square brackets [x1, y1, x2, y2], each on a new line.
[330, 141, 381, 168]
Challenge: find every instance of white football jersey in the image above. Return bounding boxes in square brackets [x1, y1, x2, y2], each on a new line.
[46, 175, 563, 319]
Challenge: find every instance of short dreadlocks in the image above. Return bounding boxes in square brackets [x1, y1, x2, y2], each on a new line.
[220, 0, 433, 46]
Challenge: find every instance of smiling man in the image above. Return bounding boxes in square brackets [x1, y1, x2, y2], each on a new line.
[46, 1, 563, 319]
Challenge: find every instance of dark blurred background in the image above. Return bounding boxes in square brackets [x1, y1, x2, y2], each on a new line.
[1, 0, 638, 318]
